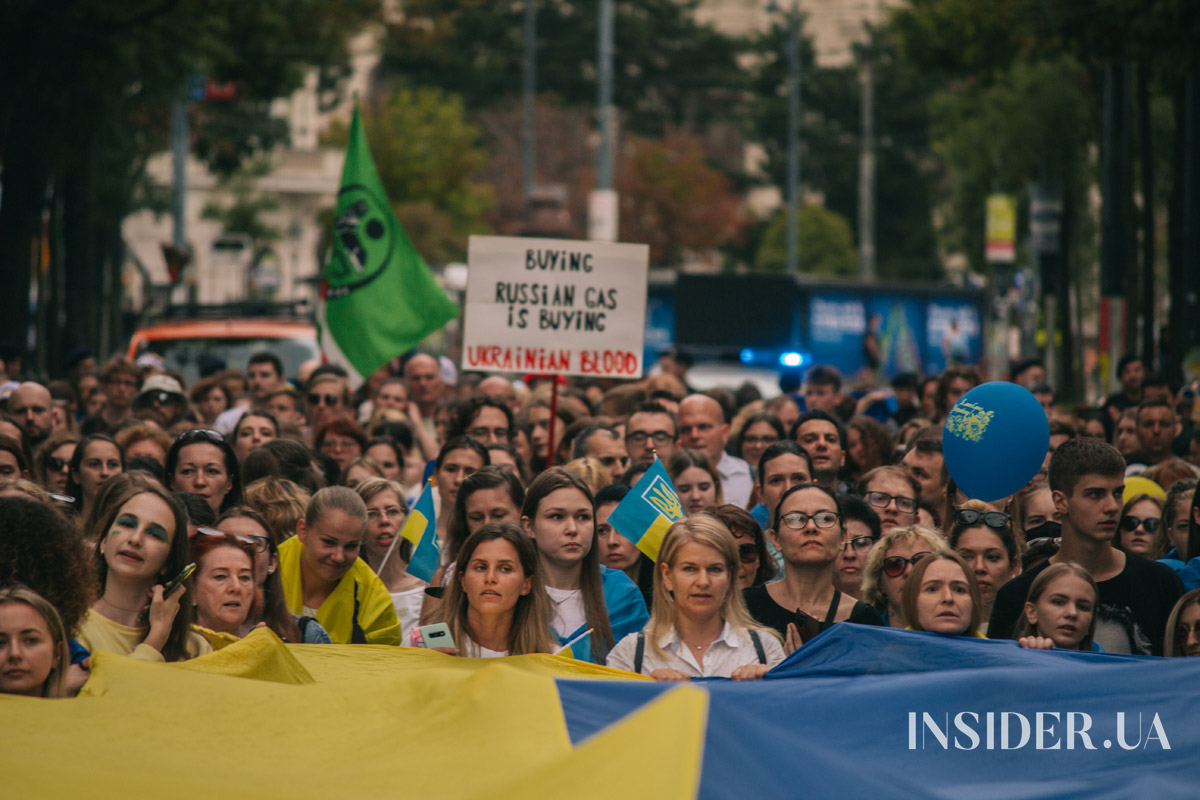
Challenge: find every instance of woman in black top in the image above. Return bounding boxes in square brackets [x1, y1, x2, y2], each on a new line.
[743, 483, 883, 652]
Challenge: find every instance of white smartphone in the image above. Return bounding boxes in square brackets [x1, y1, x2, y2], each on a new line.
[417, 623, 456, 650]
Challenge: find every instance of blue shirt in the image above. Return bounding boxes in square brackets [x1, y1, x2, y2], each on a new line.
[555, 566, 649, 665]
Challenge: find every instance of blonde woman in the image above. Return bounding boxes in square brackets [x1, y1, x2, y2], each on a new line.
[607, 515, 784, 680]
[861, 524, 950, 628]
[0, 586, 71, 697]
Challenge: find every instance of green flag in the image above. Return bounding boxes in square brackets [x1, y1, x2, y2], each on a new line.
[318, 107, 459, 386]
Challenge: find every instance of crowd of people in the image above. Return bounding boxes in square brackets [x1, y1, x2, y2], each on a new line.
[1, 344, 1199, 698]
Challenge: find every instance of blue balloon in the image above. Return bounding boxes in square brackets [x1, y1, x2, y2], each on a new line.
[942, 381, 1049, 503]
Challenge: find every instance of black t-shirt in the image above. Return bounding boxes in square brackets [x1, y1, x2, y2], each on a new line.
[988, 553, 1183, 656]
[743, 584, 884, 639]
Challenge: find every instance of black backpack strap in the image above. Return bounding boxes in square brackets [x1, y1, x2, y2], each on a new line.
[350, 582, 369, 644]
[749, 630, 767, 664]
[634, 631, 646, 674]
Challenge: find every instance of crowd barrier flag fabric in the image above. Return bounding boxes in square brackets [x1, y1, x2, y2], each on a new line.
[606, 457, 684, 561]
[397, 477, 439, 583]
[317, 106, 458, 388]
[5, 625, 1199, 798]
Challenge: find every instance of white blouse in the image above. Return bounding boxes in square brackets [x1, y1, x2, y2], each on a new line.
[606, 622, 785, 678]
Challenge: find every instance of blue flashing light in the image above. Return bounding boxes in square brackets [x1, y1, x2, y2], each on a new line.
[739, 348, 755, 365]
[779, 352, 805, 368]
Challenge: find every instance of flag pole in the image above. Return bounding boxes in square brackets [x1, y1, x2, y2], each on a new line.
[546, 376, 560, 468]
[378, 477, 430, 574]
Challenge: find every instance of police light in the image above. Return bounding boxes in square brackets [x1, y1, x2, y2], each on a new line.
[779, 352, 806, 368]
[739, 348, 755, 365]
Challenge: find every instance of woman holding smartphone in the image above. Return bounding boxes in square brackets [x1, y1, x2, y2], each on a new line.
[520, 467, 648, 664]
[78, 474, 210, 662]
[433, 522, 555, 657]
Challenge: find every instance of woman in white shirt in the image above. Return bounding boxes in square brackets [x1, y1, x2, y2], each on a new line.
[607, 515, 784, 680]
[440, 522, 554, 657]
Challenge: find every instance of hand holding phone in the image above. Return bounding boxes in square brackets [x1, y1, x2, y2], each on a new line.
[139, 562, 195, 623]
[417, 623, 457, 653]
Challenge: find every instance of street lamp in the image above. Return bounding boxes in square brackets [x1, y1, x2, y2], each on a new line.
[767, 0, 801, 276]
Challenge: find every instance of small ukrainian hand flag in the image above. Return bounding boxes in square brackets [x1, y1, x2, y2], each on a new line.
[606, 458, 684, 562]
[398, 478, 440, 582]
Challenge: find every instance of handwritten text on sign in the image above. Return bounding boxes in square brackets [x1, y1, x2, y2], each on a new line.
[462, 236, 649, 378]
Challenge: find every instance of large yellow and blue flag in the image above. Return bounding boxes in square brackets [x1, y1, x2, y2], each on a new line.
[398, 478, 439, 582]
[606, 458, 684, 561]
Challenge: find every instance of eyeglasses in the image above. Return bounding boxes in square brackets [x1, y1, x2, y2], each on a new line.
[1120, 515, 1160, 533]
[882, 551, 932, 578]
[737, 542, 759, 564]
[956, 508, 1011, 529]
[196, 526, 269, 554]
[1174, 621, 1200, 640]
[779, 510, 840, 530]
[321, 438, 358, 452]
[841, 535, 875, 553]
[467, 426, 510, 441]
[48, 456, 70, 472]
[366, 507, 407, 522]
[866, 491, 917, 514]
[308, 393, 341, 407]
[177, 428, 225, 444]
[742, 435, 778, 447]
[625, 430, 674, 446]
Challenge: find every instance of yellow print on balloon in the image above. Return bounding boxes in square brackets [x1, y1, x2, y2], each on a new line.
[945, 401, 993, 443]
[643, 475, 684, 522]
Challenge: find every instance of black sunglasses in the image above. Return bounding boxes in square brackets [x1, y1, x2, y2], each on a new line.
[308, 393, 341, 407]
[1120, 515, 1160, 533]
[956, 508, 1010, 529]
[177, 428, 225, 444]
[48, 456, 70, 472]
[737, 542, 758, 564]
[883, 551, 932, 578]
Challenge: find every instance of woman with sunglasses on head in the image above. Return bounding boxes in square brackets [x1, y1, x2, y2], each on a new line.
[214, 506, 312, 643]
[900, 551, 985, 638]
[277, 486, 401, 644]
[1116, 493, 1164, 559]
[166, 428, 240, 517]
[79, 474, 210, 661]
[521, 467, 648, 664]
[744, 483, 883, 653]
[34, 431, 78, 496]
[707, 503, 776, 589]
[189, 528, 261, 645]
[947, 500, 1018, 634]
[1011, 562, 1100, 651]
[68, 433, 123, 520]
[609, 515, 785, 679]
[355, 477, 426, 642]
[861, 525, 949, 628]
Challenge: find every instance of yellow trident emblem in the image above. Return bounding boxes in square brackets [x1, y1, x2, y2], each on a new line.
[644, 476, 684, 521]
[945, 400, 993, 443]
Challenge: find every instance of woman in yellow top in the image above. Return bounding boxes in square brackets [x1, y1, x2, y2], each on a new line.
[78, 474, 210, 662]
[276, 486, 401, 645]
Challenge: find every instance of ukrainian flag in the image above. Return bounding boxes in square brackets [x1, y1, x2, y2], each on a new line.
[606, 458, 684, 561]
[398, 478, 440, 582]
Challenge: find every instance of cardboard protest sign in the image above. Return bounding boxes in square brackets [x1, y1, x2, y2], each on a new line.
[462, 236, 650, 378]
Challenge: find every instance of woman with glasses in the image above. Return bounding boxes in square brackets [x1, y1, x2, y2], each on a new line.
[190, 528, 260, 641]
[857, 466, 920, 532]
[900, 551, 985, 638]
[1116, 493, 1165, 559]
[708, 504, 776, 589]
[277, 486, 401, 644]
[833, 493, 882, 599]
[861, 525, 949, 628]
[34, 431, 78, 496]
[355, 476, 425, 642]
[214, 506, 312, 643]
[166, 428, 240, 517]
[743, 483, 883, 652]
[734, 413, 784, 477]
[947, 500, 1018, 634]
[1164, 589, 1200, 657]
[608, 515, 784, 679]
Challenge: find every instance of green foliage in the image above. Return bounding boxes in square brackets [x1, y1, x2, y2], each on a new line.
[200, 160, 282, 248]
[326, 88, 496, 264]
[754, 205, 857, 277]
[381, 0, 749, 137]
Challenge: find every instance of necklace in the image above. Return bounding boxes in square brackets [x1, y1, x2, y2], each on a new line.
[96, 596, 147, 616]
[549, 589, 581, 605]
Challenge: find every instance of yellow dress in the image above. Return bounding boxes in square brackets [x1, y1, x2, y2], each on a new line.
[77, 608, 213, 662]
